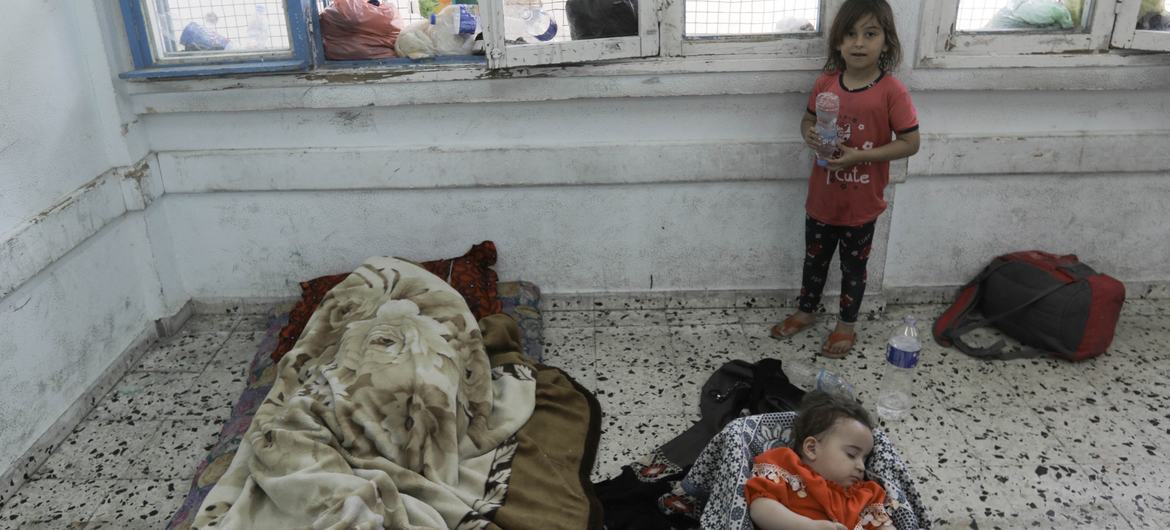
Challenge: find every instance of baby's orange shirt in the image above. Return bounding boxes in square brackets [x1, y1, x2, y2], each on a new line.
[744, 447, 890, 529]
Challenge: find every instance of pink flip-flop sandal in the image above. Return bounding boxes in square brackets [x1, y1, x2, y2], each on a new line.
[770, 315, 814, 339]
[820, 329, 856, 358]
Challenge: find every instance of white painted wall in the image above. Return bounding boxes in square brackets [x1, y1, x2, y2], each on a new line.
[0, 216, 159, 472]
[139, 86, 1168, 294]
[0, 2, 145, 236]
[0, 3, 160, 479]
[886, 173, 1170, 288]
[159, 181, 811, 295]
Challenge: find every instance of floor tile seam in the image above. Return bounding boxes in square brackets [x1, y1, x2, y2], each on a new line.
[93, 405, 219, 418]
[46, 418, 170, 482]
[545, 306, 776, 313]
[131, 366, 210, 374]
[593, 348, 682, 368]
[1026, 392, 1135, 435]
[553, 335, 599, 378]
[2, 480, 113, 527]
[1099, 484, 1142, 530]
[931, 461, 1109, 514]
[565, 326, 600, 382]
[918, 403, 1024, 468]
[663, 317, 746, 327]
[118, 468, 196, 482]
[592, 321, 669, 329]
[1059, 458, 1130, 499]
[1030, 414, 1139, 467]
[1075, 389, 1170, 424]
[535, 339, 594, 367]
[31, 463, 132, 483]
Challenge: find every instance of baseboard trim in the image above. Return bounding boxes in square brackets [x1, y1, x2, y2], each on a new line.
[0, 319, 161, 505]
[883, 280, 1170, 305]
[154, 299, 195, 338]
[192, 296, 298, 316]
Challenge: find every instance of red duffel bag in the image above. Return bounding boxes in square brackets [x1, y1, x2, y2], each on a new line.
[933, 250, 1126, 361]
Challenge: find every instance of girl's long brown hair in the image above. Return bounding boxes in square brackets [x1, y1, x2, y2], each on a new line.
[823, 0, 902, 73]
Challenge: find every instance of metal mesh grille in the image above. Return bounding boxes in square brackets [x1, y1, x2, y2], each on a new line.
[955, 0, 1010, 30]
[153, 0, 290, 54]
[685, 0, 819, 37]
[532, 0, 572, 41]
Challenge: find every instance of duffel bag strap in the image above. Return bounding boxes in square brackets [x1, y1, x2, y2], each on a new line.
[950, 280, 1077, 360]
[934, 259, 1014, 346]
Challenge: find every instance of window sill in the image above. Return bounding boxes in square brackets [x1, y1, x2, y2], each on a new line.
[917, 49, 1170, 69]
[122, 54, 826, 113]
[118, 51, 1170, 115]
[120, 59, 310, 80]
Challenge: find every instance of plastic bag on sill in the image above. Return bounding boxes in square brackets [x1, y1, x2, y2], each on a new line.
[395, 6, 481, 60]
[987, 0, 1074, 30]
[320, 0, 405, 60]
[395, 21, 438, 60]
[180, 21, 230, 51]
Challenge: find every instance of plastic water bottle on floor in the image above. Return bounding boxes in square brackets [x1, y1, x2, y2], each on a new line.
[813, 92, 840, 167]
[878, 316, 921, 420]
[785, 360, 854, 398]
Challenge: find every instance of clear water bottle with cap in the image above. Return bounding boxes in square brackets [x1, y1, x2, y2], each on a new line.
[504, 4, 557, 42]
[785, 360, 854, 398]
[430, 4, 480, 55]
[431, 4, 480, 35]
[878, 316, 921, 420]
[813, 92, 840, 167]
[246, 4, 270, 49]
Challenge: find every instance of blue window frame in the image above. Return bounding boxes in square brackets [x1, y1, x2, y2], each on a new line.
[119, 0, 312, 79]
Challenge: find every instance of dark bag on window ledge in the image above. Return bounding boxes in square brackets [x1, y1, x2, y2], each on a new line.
[933, 250, 1126, 361]
[565, 0, 637, 39]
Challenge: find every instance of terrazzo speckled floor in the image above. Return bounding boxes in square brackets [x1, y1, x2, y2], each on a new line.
[2, 293, 1168, 529]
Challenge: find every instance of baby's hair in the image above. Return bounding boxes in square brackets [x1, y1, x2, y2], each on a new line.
[824, 0, 902, 73]
[789, 390, 874, 458]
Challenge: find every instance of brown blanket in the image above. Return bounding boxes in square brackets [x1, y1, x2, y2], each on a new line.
[192, 258, 599, 529]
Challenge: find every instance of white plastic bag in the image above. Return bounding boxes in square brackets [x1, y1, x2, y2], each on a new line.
[1012, 0, 1074, 28]
[395, 21, 438, 60]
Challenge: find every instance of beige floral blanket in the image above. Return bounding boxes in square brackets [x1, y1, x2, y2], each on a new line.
[193, 257, 539, 529]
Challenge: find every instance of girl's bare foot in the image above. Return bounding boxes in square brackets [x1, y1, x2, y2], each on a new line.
[770, 311, 815, 338]
[821, 321, 856, 358]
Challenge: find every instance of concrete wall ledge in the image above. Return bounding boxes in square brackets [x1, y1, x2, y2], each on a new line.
[0, 156, 162, 302]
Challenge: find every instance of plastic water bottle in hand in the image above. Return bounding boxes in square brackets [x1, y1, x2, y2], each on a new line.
[785, 360, 854, 398]
[878, 316, 921, 420]
[813, 92, 840, 167]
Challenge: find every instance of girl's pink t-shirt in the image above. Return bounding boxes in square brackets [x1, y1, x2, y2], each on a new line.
[805, 71, 918, 227]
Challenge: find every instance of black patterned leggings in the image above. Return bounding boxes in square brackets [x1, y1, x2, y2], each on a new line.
[798, 216, 876, 323]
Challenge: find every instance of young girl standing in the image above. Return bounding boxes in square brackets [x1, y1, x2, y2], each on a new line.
[771, 0, 919, 358]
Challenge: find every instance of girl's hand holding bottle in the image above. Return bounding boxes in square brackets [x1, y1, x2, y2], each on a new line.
[804, 124, 825, 151]
[825, 144, 866, 171]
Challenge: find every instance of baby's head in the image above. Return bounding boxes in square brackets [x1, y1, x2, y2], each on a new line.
[789, 390, 875, 488]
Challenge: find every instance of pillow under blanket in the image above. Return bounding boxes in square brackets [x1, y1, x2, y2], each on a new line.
[272, 241, 502, 362]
